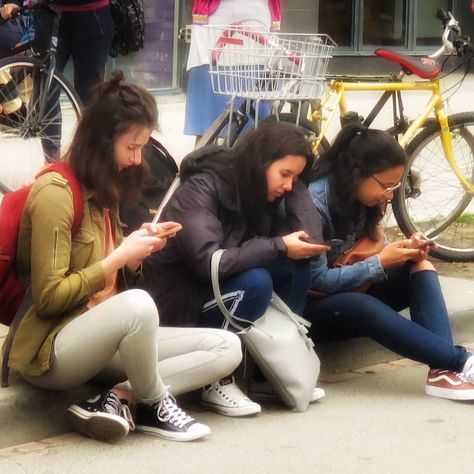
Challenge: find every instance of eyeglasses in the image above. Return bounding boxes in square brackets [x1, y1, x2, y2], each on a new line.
[371, 175, 401, 195]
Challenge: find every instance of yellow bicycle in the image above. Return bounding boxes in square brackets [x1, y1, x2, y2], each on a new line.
[200, 10, 474, 261]
[305, 9, 474, 262]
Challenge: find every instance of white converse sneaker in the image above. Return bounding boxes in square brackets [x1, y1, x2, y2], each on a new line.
[248, 378, 325, 403]
[201, 377, 261, 417]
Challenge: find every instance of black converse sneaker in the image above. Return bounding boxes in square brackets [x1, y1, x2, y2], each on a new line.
[68, 390, 135, 442]
[135, 393, 210, 442]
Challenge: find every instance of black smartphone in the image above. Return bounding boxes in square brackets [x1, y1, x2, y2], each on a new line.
[322, 238, 344, 248]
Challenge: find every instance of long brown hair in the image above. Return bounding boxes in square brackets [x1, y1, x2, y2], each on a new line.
[66, 70, 158, 208]
[233, 122, 314, 234]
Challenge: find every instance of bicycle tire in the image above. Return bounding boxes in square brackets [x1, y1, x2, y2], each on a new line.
[0, 57, 81, 195]
[392, 112, 474, 261]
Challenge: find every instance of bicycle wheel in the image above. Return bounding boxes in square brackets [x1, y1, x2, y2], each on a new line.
[195, 107, 247, 148]
[0, 57, 81, 194]
[393, 112, 474, 261]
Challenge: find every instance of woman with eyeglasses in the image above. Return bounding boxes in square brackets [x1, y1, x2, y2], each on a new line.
[303, 124, 474, 400]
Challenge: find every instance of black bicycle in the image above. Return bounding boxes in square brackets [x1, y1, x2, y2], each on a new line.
[0, 0, 81, 195]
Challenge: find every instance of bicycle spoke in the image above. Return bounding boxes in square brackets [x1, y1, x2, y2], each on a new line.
[0, 60, 81, 194]
[394, 113, 474, 261]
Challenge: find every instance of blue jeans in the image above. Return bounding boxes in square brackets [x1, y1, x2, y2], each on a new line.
[199, 258, 311, 329]
[303, 265, 468, 372]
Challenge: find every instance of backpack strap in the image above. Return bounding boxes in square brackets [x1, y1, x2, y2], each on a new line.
[1, 163, 84, 387]
[37, 162, 84, 236]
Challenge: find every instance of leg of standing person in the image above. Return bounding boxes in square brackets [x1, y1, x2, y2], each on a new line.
[23, 290, 241, 442]
[0, 20, 23, 57]
[66, 7, 115, 105]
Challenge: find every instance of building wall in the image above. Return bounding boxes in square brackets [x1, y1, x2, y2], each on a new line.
[107, 0, 178, 90]
[110, 0, 472, 90]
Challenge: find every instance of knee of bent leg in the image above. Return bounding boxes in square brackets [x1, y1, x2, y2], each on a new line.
[410, 260, 436, 273]
[119, 289, 159, 329]
[208, 330, 243, 378]
[245, 268, 273, 303]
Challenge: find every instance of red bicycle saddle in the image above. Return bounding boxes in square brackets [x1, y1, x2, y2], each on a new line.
[375, 49, 442, 79]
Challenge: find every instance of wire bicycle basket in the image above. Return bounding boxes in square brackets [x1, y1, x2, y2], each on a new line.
[207, 24, 336, 101]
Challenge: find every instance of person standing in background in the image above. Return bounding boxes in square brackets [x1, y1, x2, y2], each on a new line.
[2, 0, 114, 105]
[184, 0, 281, 143]
[0, 1, 23, 56]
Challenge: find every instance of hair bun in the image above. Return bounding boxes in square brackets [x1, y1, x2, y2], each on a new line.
[98, 70, 126, 96]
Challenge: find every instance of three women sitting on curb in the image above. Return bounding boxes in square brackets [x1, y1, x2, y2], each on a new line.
[6, 73, 474, 445]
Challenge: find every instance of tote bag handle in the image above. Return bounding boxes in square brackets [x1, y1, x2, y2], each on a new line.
[210, 249, 313, 333]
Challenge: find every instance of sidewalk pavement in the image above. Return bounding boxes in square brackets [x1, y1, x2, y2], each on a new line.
[2, 350, 474, 474]
[1, 276, 474, 473]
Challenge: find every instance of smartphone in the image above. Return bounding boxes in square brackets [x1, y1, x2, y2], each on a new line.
[155, 224, 182, 238]
[321, 238, 344, 248]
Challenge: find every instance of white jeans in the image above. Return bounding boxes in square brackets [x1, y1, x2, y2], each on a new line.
[23, 290, 242, 403]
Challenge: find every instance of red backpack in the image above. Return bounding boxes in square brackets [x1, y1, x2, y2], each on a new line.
[0, 163, 83, 386]
[0, 162, 84, 327]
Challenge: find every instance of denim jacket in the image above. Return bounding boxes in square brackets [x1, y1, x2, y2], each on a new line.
[308, 177, 387, 294]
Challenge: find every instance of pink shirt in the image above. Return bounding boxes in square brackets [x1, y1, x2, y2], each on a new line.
[192, 0, 281, 31]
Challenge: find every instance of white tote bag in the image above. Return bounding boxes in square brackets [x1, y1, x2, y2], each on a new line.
[211, 250, 320, 412]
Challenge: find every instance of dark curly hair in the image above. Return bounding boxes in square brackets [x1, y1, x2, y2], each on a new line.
[312, 124, 407, 240]
[66, 70, 158, 208]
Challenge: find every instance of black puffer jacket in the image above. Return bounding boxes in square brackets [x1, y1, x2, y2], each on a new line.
[138, 146, 323, 326]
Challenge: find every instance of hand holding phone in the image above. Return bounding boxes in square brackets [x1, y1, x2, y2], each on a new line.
[414, 238, 434, 248]
[155, 224, 182, 238]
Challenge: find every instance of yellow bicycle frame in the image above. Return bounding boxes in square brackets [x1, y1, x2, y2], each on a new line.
[311, 78, 474, 193]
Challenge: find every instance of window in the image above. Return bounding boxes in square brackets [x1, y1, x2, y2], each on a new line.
[316, 0, 456, 53]
[318, 0, 353, 47]
[416, 0, 451, 46]
[363, 0, 406, 46]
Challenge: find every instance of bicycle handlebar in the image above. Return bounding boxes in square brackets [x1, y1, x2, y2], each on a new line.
[430, 9, 472, 59]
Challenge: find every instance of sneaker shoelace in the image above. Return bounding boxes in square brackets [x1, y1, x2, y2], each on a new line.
[155, 394, 195, 429]
[432, 369, 470, 385]
[104, 392, 135, 431]
[462, 355, 474, 384]
[215, 379, 249, 405]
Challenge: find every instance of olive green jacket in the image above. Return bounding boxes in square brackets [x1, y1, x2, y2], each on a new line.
[4, 171, 133, 376]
